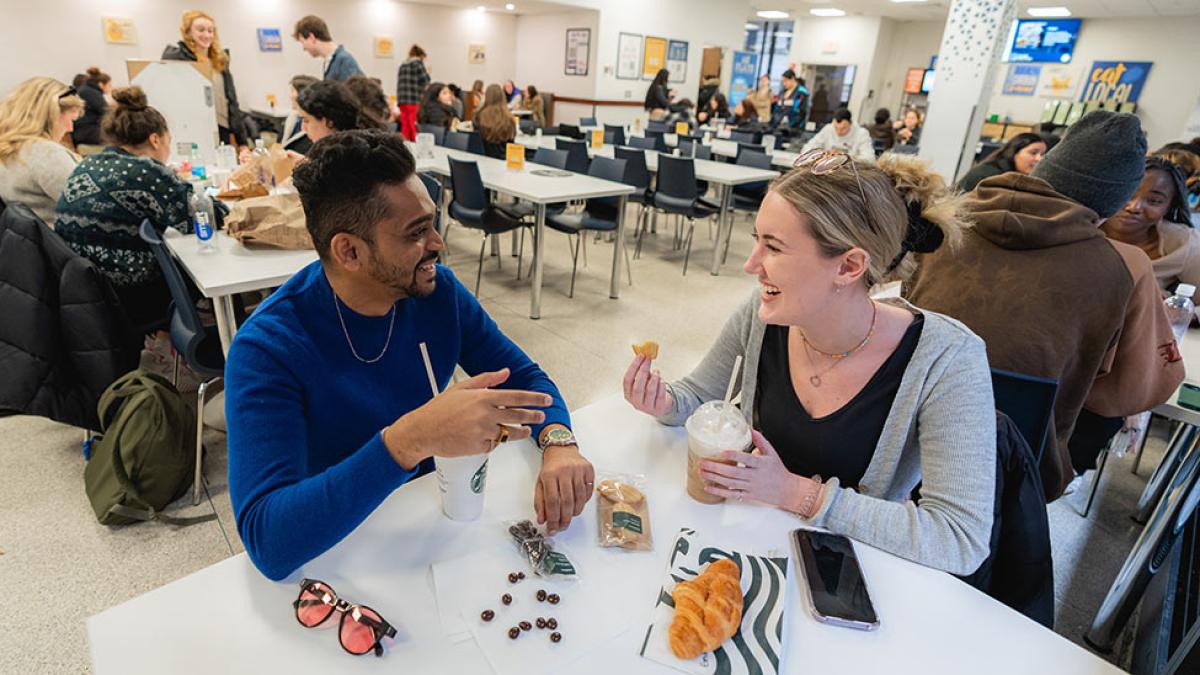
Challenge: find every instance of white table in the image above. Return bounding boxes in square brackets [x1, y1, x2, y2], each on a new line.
[416, 146, 635, 320]
[1152, 327, 1200, 426]
[89, 395, 1121, 675]
[515, 135, 779, 276]
[163, 229, 317, 354]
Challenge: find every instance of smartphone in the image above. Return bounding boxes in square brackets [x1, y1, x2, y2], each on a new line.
[790, 529, 879, 631]
[1178, 383, 1200, 412]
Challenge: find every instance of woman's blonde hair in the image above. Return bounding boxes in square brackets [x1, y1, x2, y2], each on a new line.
[180, 10, 229, 72]
[0, 77, 83, 161]
[770, 152, 970, 287]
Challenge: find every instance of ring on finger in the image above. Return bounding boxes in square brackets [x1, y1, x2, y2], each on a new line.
[494, 424, 510, 444]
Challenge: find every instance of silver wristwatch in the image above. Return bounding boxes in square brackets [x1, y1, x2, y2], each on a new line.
[538, 427, 577, 452]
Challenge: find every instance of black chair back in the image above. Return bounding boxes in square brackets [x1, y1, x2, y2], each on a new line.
[645, 130, 669, 152]
[419, 174, 442, 232]
[138, 221, 223, 377]
[558, 123, 584, 140]
[556, 138, 591, 174]
[678, 140, 713, 161]
[728, 130, 756, 144]
[444, 131, 470, 152]
[448, 158, 488, 211]
[604, 124, 626, 147]
[466, 131, 485, 155]
[736, 143, 766, 159]
[584, 156, 629, 213]
[614, 147, 651, 190]
[628, 136, 656, 151]
[580, 116, 597, 127]
[417, 123, 446, 146]
[991, 368, 1059, 466]
[655, 155, 699, 204]
[647, 121, 669, 133]
[533, 147, 569, 170]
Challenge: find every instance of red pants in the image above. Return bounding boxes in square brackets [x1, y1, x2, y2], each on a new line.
[399, 104, 419, 141]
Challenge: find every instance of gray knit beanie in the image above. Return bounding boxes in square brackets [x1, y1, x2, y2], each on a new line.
[1030, 111, 1146, 218]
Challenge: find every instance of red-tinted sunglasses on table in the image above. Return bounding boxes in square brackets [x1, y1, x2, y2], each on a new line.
[293, 578, 396, 657]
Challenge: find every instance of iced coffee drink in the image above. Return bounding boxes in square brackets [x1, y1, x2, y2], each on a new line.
[684, 401, 752, 504]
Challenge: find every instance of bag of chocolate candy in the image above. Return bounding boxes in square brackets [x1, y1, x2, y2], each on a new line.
[594, 472, 653, 551]
[506, 519, 580, 581]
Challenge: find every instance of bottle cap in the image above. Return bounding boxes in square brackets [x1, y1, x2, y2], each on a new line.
[1178, 283, 1196, 298]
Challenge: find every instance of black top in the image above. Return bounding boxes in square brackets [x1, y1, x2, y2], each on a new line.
[753, 315, 924, 488]
[72, 83, 107, 146]
[644, 83, 671, 111]
[957, 157, 1014, 192]
[419, 101, 458, 129]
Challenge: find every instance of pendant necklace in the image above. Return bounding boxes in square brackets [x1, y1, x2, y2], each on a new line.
[798, 300, 877, 387]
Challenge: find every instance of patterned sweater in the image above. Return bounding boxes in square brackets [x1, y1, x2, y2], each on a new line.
[55, 147, 192, 288]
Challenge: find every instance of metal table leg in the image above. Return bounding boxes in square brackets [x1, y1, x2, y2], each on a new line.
[609, 195, 628, 299]
[1135, 424, 1198, 524]
[710, 184, 733, 276]
[214, 295, 238, 356]
[530, 203, 546, 319]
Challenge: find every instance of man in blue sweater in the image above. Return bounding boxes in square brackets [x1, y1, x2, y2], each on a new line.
[224, 130, 594, 581]
[293, 15, 364, 82]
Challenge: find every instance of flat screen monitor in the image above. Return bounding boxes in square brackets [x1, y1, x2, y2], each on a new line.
[904, 68, 925, 94]
[1002, 19, 1082, 63]
[920, 69, 935, 94]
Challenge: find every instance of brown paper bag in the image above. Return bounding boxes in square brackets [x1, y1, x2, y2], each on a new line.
[224, 193, 313, 250]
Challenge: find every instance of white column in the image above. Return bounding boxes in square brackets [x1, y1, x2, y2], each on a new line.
[919, 0, 1016, 182]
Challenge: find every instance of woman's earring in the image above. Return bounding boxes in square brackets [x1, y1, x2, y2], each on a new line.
[835, 284, 843, 294]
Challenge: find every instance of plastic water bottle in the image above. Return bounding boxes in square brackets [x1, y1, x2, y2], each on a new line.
[189, 190, 216, 253]
[194, 211, 215, 253]
[189, 143, 207, 181]
[1164, 283, 1195, 342]
[252, 138, 273, 188]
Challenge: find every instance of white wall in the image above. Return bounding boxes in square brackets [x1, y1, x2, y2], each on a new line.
[985, 16, 1200, 148]
[787, 16, 886, 125]
[874, 20, 944, 115]
[0, 0, 518, 116]
[514, 10, 598, 100]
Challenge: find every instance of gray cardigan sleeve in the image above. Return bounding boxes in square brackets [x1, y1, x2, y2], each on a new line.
[657, 295, 757, 427]
[812, 332, 997, 576]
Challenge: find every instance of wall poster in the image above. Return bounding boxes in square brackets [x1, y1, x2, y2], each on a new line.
[666, 40, 688, 83]
[642, 36, 667, 80]
[565, 28, 590, 76]
[616, 32, 642, 80]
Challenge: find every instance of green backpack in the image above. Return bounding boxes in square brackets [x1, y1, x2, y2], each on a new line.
[84, 370, 216, 526]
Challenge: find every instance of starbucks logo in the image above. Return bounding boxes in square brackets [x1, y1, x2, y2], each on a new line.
[471, 459, 489, 494]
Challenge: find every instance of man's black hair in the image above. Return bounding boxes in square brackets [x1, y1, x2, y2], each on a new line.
[297, 81, 366, 133]
[292, 130, 417, 259]
[833, 108, 852, 123]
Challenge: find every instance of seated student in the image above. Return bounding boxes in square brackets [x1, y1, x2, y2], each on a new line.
[520, 85, 546, 128]
[447, 84, 466, 120]
[163, 10, 247, 147]
[345, 75, 391, 127]
[55, 87, 192, 332]
[801, 108, 874, 162]
[417, 82, 459, 131]
[1102, 157, 1198, 290]
[731, 98, 761, 128]
[957, 133, 1047, 192]
[224, 130, 594, 580]
[293, 15, 364, 82]
[475, 84, 517, 159]
[772, 70, 809, 135]
[297, 80, 381, 144]
[894, 108, 922, 147]
[72, 67, 111, 154]
[624, 151, 995, 575]
[905, 112, 1185, 500]
[280, 75, 318, 155]
[867, 108, 896, 152]
[503, 80, 523, 109]
[643, 69, 672, 121]
[0, 77, 82, 225]
[696, 93, 730, 126]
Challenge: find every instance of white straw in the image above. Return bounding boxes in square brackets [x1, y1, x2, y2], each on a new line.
[722, 355, 743, 407]
[418, 342, 439, 396]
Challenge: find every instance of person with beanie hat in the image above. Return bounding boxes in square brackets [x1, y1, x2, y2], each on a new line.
[905, 111, 1184, 501]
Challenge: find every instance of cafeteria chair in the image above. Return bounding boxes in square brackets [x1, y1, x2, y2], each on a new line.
[558, 123, 585, 140]
[444, 131, 470, 152]
[652, 155, 719, 275]
[990, 368, 1058, 468]
[446, 158, 530, 295]
[579, 116, 597, 127]
[728, 130, 756, 144]
[419, 173, 442, 236]
[544, 156, 634, 297]
[729, 150, 773, 231]
[736, 143, 766, 160]
[645, 130, 669, 152]
[678, 139, 713, 160]
[465, 130, 485, 155]
[604, 124, 626, 147]
[138, 220, 225, 506]
[628, 136, 657, 151]
[615, 147, 655, 259]
[532, 147, 569, 170]
[647, 120, 669, 133]
[417, 123, 445, 146]
[555, 138, 591, 174]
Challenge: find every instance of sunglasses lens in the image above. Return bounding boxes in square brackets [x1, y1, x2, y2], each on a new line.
[296, 584, 335, 627]
[340, 606, 382, 655]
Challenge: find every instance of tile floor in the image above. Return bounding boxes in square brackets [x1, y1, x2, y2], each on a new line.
[0, 210, 1161, 672]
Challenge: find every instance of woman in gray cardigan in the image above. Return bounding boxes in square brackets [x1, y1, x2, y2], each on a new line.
[624, 151, 997, 576]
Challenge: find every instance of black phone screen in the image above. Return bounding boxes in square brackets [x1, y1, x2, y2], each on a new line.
[792, 530, 878, 626]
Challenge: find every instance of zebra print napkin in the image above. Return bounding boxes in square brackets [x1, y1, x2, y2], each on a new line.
[639, 528, 789, 675]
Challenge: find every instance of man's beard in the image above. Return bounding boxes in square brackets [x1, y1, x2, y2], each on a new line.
[367, 249, 438, 299]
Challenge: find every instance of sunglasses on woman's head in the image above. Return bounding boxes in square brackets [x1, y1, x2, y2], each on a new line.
[293, 578, 396, 657]
[792, 149, 870, 206]
[58, 86, 77, 100]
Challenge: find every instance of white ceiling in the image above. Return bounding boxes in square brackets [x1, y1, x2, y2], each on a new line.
[403, 0, 581, 15]
[749, 0, 1200, 21]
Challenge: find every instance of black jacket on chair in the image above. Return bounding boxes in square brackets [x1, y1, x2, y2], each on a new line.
[0, 204, 140, 430]
[958, 411, 1055, 628]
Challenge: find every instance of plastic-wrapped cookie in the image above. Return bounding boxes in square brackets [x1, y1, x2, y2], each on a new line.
[597, 479, 644, 505]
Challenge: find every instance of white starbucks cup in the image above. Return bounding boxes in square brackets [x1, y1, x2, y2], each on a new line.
[436, 454, 489, 521]
[684, 401, 752, 504]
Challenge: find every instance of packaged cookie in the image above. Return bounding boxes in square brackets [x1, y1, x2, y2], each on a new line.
[595, 472, 653, 551]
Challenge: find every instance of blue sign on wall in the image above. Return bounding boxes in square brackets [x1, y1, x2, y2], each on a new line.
[1002, 64, 1041, 96]
[730, 51, 758, 107]
[1079, 61, 1153, 104]
[257, 28, 282, 52]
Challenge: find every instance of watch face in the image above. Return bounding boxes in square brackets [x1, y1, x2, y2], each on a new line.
[542, 428, 574, 446]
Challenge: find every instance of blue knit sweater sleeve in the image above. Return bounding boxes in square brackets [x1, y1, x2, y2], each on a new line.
[225, 335, 419, 581]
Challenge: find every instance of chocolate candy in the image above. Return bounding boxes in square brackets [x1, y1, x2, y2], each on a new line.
[508, 627, 520, 640]
[550, 631, 562, 643]
[535, 618, 547, 629]
[536, 589, 547, 602]
[519, 621, 532, 631]
[508, 573, 520, 583]
[547, 593, 560, 605]
[501, 593, 513, 605]
[517, 571, 526, 580]
[481, 609, 495, 622]
[546, 617, 558, 630]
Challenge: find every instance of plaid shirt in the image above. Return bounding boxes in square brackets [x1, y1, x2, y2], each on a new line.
[396, 58, 431, 104]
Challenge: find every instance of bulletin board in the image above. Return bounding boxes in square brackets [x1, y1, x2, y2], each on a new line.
[565, 28, 590, 76]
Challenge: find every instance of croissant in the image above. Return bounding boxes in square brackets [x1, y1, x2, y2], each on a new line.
[668, 558, 743, 660]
